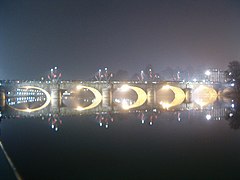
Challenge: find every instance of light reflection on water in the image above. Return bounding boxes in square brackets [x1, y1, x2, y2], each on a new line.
[0, 95, 237, 131]
[1, 91, 240, 179]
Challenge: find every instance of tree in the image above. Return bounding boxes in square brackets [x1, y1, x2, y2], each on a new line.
[226, 61, 240, 92]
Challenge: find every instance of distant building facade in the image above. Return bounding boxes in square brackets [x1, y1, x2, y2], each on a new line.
[206, 69, 226, 83]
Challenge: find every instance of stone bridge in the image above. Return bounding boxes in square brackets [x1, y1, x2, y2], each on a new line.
[0, 80, 226, 115]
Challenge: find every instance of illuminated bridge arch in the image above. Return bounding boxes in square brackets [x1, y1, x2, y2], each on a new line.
[76, 85, 102, 111]
[192, 85, 218, 107]
[160, 85, 186, 109]
[120, 85, 147, 109]
[8, 86, 51, 112]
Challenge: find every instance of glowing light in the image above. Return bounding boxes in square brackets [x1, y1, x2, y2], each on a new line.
[75, 85, 102, 111]
[229, 113, 233, 117]
[121, 99, 130, 110]
[162, 85, 170, 90]
[160, 101, 171, 109]
[76, 85, 83, 90]
[26, 108, 31, 113]
[8, 86, 51, 112]
[76, 106, 84, 111]
[192, 85, 217, 107]
[119, 85, 147, 109]
[206, 114, 211, 120]
[120, 84, 130, 92]
[205, 70, 211, 76]
[159, 85, 186, 109]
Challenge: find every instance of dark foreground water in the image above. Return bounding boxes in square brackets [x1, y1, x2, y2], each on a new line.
[1, 110, 240, 179]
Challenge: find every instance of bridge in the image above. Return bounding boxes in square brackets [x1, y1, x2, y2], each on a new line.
[0, 80, 228, 116]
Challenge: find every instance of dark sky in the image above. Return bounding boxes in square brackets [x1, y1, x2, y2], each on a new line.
[1, 0, 240, 80]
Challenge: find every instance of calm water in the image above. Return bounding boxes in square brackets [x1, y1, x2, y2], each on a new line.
[1, 100, 240, 179]
[0, 83, 240, 179]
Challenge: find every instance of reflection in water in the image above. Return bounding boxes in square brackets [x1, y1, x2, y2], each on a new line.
[225, 100, 240, 129]
[0, 98, 236, 132]
[47, 114, 62, 131]
[95, 113, 114, 128]
[137, 109, 160, 125]
[1, 84, 239, 131]
[192, 85, 218, 107]
[6, 86, 51, 112]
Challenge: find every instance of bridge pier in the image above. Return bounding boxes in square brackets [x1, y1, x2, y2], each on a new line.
[147, 86, 157, 107]
[50, 85, 60, 113]
[102, 85, 112, 111]
[185, 88, 192, 103]
[0, 90, 5, 108]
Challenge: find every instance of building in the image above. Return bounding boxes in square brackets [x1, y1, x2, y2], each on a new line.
[205, 69, 226, 83]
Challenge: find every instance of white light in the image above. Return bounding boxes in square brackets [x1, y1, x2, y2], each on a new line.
[162, 85, 170, 90]
[231, 83, 235, 87]
[76, 106, 84, 111]
[120, 84, 130, 92]
[105, 124, 108, 128]
[105, 67, 107, 71]
[205, 70, 211, 76]
[231, 104, 235, 108]
[142, 120, 144, 124]
[52, 124, 54, 129]
[193, 78, 197, 82]
[150, 121, 153, 125]
[121, 99, 129, 110]
[229, 113, 233, 117]
[54, 67, 57, 69]
[99, 122, 103, 126]
[77, 85, 83, 90]
[206, 114, 211, 120]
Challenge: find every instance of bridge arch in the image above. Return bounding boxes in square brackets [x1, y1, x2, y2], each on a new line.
[7, 86, 51, 112]
[118, 85, 147, 109]
[75, 85, 102, 111]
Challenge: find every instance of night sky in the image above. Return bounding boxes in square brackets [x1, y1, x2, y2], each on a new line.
[1, 0, 240, 80]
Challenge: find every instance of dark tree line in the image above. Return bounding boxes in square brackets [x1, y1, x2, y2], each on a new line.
[225, 61, 240, 92]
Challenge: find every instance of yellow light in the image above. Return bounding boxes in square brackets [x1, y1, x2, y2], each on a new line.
[159, 85, 186, 109]
[160, 101, 171, 109]
[76, 106, 84, 111]
[26, 108, 31, 113]
[77, 85, 83, 90]
[8, 86, 51, 112]
[75, 85, 102, 111]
